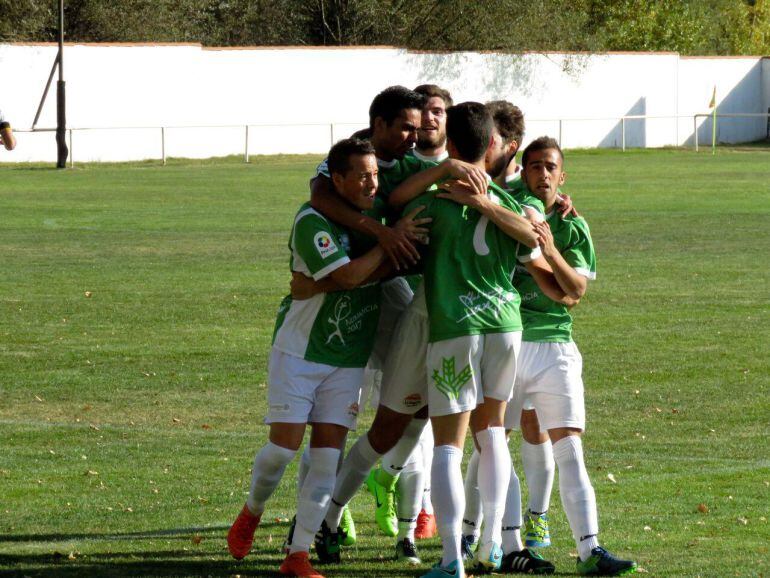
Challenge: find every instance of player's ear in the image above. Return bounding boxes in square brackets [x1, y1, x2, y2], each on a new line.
[373, 116, 386, 134]
[508, 141, 519, 156]
[559, 171, 566, 185]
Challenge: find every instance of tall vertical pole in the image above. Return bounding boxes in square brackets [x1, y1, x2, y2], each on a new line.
[56, 0, 69, 168]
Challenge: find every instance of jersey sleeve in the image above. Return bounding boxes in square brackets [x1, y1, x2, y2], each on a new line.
[562, 217, 596, 280]
[498, 191, 542, 263]
[293, 213, 350, 281]
[313, 158, 330, 179]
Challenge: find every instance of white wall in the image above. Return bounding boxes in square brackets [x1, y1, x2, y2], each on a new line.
[0, 43, 767, 162]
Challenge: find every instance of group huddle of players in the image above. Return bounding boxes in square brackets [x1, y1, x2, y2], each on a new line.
[225, 85, 638, 578]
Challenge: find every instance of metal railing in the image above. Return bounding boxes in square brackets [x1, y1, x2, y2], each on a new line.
[13, 112, 770, 165]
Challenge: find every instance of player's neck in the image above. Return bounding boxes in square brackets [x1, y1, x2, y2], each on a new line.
[543, 193, 559, 214]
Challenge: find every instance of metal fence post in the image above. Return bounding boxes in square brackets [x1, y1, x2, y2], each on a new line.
[161, 127, 166, 165]
[693, 115, 698, 152]
[330, 123, 334, 147]
[558, 119, 563, 147]
[68, 129, 73, 168]
[244, 125, 250, 163]
[621, 117, 626, 151]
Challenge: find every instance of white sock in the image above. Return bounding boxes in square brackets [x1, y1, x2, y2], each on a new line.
[477, 427, 511, 546]
[324, 434, 382, 529]
[502, 464, 524, 554]
[421, 422, 435, 513]
[552, 436, 600, 560]
[290, 447, 340, 554]
[462, 447, 482, 538]
[432, 444, 465, 566]
[396, 459, 423, 541]
[521, 439, 555, 514]
[382, 418, 427, 477]
[246, 441, 296, 515]
[297, 444, 311, 496]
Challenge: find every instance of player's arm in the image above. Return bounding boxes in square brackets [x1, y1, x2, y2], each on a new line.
[310, 174, 419, 270]
[533, 221, 587, 300]
[291, 261, 396, 300]
[388, 159, 488, 208]
[0, 122, 16, 151]
[524, 258, 580, 307]
[436, 181, 539, 248]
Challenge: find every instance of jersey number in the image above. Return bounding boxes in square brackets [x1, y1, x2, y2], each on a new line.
[472, 192, 500, 256]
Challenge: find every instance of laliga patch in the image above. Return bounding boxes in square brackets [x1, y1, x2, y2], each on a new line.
[314, 231, 339, 259]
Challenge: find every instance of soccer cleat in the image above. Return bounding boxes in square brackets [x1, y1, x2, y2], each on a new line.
[420, 558, 465, 578]
[524, 510, 551, 548]
[499, 548, 556, 574]
[279, 551, 325, 578]
[416, 508, 437, 539]
[365, 469, 398, 537]
[227, 503, 261, 560]
[339, 505, 356, 546]
[460, 534, 477, 561]
[281, 515, 297, 554]
[395, 537, 421, 565]
[473, 540, 503, 573]
[576, 547, 637, 576]
[313, 520, 340, 564]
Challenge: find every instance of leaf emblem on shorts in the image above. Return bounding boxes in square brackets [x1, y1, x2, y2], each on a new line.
[432, 357, 472, 401]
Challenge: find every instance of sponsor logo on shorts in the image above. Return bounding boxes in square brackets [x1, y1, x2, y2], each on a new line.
[432, 356, 472, 401]
[347, 402, 360, 417]
[314, 231, 338, 259]
[403, 393, 423, 408]
[270, 403, 291, 412]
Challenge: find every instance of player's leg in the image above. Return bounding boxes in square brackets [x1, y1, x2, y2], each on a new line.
[415, 420, 437, 539]
[394, 455, 423, 564]
[537, 342, 635, 576]
[228, 350, 320, 560]
[461, 447, 482, 557]
[520, 409, 554, 548]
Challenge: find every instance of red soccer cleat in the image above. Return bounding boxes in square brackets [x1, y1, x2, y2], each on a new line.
[227, 503, 261, 560]
[415, 508, 437, 539]
[279, 551, 326, 578]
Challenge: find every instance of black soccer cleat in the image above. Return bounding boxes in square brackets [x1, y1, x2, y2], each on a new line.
[500, 548, 556, 574]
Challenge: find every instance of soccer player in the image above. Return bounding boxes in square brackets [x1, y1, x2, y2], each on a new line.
[503, 136, 637, 576]
[0, 108, 16, 151]
[226, 138, 422, 578]
[391, 102, 557, 578]
[371, 83, 454, 543]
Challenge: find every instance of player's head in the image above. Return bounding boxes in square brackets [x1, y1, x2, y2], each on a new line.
[485, 100, 525, 178]
[446, 102, 494, 164]
[369, 86, 425, 160]
[328, 138, 379, 210]
[414, 84, 453, 151]
[521, 136, 565, 202]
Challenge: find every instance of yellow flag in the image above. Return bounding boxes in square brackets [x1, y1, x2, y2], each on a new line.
[708, 86, 716, 108]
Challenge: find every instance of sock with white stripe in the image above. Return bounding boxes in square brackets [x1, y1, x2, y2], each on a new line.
[432, 444, 465, 565]
[462, 447, 482, 539]
[290, 447, 340, 554]
[477, 427, 511, 546]
[421, 423, 435, 514]
[396, 459, 423, 541]
[502, 464, 524, 554]
[521, 439, 555, 514]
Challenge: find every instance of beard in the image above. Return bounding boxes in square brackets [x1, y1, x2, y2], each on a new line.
[417, 130, 446, 150]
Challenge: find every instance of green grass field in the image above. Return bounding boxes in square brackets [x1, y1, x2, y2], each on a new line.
[1, 149, 768, 577]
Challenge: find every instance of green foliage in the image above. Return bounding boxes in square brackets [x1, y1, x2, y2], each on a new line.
[1, 0, 769, 55]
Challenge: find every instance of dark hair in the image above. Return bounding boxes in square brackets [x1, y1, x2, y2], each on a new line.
[327, 138, 376, 176]
[446, 102, 494, 163]
[486, 100, 525, 145]
[522, 136, 563, 167]
[369, 86, 426, 129]
[414, 84, 454, 108]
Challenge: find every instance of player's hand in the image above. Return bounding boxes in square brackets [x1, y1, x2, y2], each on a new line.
[443, 159, 488, 196]
[557, 193, 579, 218]
[376, 224, 420, 271]
[533, 221, 557, 259]
[436, 179, 486, 210]
[395, 205, 432, 247]
[290, 272, 320, 300]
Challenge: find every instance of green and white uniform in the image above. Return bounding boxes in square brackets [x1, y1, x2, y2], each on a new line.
[406, 179, 542, 416]
[268, 202, 381, 428]
[504, 208, 596, 431]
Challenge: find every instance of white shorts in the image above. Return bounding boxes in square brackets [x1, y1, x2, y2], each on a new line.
[379, 299, 429, 415]
[265, 348, 363, 429]
[427, 332, 521, 417]
[504, 341, 585, 432]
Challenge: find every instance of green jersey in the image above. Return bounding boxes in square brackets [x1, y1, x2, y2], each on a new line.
[514, 210, 596, 343]
[272, 202, 381, 368]
[407, 180, 541, 343]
